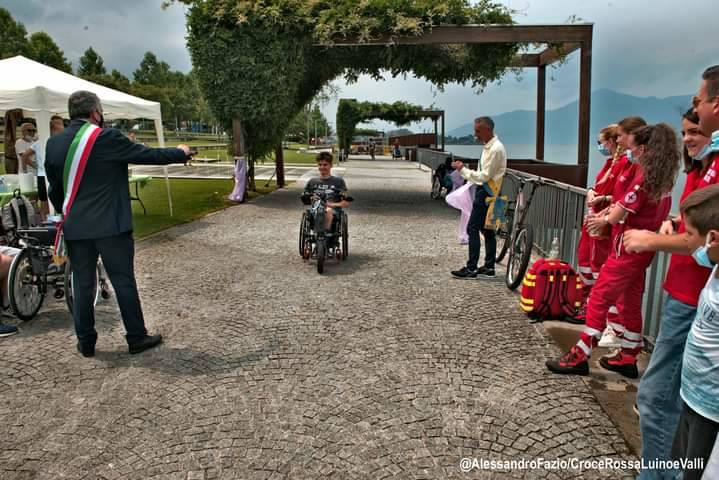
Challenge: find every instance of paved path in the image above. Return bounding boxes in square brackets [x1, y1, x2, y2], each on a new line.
[0, 159, 635, 479]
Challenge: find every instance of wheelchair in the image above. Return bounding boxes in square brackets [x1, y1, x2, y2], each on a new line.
[7, 223, 111, 321]
[430, 160, 455, 199]
[298, 189, 350, 274]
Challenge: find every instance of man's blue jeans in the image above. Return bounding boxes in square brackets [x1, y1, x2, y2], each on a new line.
[636, 294, 696, 479]
[466, 188, 495, 271]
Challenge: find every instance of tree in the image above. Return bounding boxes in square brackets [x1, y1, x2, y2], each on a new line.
[130, 83, 174, 123]
[78, 69, 131, 94]
[180, 0, 517, 188]
[132, 52, 206, 127]
[77, 47, 106, 77]
[336, 100, 430, 152]
[0, 8, 31, 59]
[133, 51, 172, 86]
[286, 104, 331, 143]
[28, 32, 72, 73]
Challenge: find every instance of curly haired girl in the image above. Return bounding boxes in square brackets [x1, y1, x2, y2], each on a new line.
[547, 123, 680, 377]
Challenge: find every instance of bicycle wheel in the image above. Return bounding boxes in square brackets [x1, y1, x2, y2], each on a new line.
[64, 260, 101, 314]
[341, 213, 348, 260]
[8, 249, 45, 321]
[299, 212, 309, 257]
[506, 224, 534, 290]
[495, 207, 514, 264]
[431, 176, 441, 199]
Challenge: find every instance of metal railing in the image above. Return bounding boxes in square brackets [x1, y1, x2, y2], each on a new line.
[417, 148, 668, 343]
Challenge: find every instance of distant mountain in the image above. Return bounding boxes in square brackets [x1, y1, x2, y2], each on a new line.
[447, 89, 693, 145]
[387, 128, 414, 137]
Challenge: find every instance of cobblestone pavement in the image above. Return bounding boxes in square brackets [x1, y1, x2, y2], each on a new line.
[0, 159, 637, 479]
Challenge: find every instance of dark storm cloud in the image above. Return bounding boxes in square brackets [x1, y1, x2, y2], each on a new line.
[4, 0, 191, 76]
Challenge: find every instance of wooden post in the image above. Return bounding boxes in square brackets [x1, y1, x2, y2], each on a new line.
[233, 118, 254, 191]
[441, 112, 445, 151]
[577, 33, 592, 187]
[433, 118, 438, 149]
[275, 144, 286, 188]
[536, 65, 546, 161]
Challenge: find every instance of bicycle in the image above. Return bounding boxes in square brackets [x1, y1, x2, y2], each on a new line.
[495, 171, 553, 290]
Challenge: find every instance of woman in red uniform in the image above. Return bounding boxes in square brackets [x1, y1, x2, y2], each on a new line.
[547, 123, 681, 377]
[586, 117, 648, 348]
[575, 125, 623, 321]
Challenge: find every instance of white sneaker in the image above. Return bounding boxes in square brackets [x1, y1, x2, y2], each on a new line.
[598, 327, 622, 348]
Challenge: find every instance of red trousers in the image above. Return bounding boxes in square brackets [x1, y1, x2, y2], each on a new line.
[577, 247, 653, 356]
[576, 225, 611, 304]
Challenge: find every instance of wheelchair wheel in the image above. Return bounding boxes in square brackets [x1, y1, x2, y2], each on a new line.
[299, 212, 309, 257]
[8, 249, 46, 321]
[64, 260, 102, 315]
[431, 176, 441, 199]
[341, 213, 348, 260]
[317, 240, 326, 274]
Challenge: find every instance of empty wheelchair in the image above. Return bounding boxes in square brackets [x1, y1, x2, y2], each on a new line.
[7, 223, 110, 321]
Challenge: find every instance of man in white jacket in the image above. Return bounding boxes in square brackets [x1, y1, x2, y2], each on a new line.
[450, 116, 507, 279]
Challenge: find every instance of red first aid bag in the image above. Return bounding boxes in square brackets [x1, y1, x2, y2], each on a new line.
[519, 258, 582, 321]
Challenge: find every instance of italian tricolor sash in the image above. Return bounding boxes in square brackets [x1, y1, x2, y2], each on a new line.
[53, 122, 102, 263]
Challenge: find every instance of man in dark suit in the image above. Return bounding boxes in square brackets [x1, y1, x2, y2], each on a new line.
[45, 90, 190, 357]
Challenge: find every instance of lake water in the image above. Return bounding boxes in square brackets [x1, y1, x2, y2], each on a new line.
[445, 143, 687, 214]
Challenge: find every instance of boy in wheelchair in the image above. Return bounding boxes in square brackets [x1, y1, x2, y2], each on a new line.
[301, 151, 350, 237]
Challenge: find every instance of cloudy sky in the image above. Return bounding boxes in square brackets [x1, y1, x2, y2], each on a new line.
[4, 0, 716, 132]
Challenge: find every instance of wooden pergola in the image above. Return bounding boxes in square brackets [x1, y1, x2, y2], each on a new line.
[236, 24, 594, 187]
[368, 109, 445, 150]
[420, 110, 445, 151]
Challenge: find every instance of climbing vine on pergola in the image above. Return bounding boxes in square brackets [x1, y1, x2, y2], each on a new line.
[172, 0, 518, 184]
[336, 100, 439, 152]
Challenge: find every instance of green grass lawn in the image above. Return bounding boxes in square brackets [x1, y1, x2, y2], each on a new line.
[190, 148, 323, 164]
[131, 178, 279, 239]
[146, 140, 227, 148]
[1, 141, 326, 166]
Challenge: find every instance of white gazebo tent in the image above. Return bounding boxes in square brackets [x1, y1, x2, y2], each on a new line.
[0, 55, 174, 215]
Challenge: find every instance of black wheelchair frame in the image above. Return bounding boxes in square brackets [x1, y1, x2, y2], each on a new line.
[298, 189, 349, 274]
[7, 225, 110, 321]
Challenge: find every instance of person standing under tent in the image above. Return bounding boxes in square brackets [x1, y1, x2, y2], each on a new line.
[21, 115, 65, 219]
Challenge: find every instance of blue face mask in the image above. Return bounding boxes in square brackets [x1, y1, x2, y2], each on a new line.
[692, 233, 716, 268]
[626, 149, 640, 163]
[694, 132, 719, 161]
[695, 143, 713, 161]
[597, 143, 611, 157]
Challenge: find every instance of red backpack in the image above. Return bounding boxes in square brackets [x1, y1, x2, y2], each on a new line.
[519, 258, 582, 321]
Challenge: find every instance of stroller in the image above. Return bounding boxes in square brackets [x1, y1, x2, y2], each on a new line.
[430, 158, 456, 199]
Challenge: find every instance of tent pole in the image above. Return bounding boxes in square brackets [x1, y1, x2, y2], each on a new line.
[154, 118, 173, 217]
[35, 111, 53, 215]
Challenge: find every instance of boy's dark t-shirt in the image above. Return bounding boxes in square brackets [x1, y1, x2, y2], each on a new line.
[304, 176, 347, 202]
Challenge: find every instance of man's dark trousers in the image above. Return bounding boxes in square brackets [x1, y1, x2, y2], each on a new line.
[466, 187, 496, 271]
[66, 232, 147, 347]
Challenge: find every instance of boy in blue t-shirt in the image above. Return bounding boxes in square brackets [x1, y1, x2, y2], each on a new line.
[672, 184, 719, 480]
